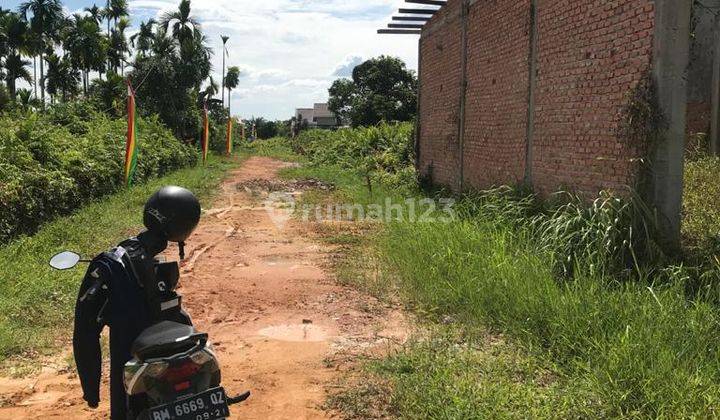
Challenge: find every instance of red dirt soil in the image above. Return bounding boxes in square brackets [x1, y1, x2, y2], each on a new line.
[0, 157, 407, 419]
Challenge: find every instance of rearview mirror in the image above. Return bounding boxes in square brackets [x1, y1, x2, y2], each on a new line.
[50, 251, 81, 270]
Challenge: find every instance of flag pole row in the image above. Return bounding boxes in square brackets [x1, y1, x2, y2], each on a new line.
[124, 80, 239, 187]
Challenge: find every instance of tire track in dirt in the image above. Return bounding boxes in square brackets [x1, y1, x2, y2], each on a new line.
[0, 156, 407, 419]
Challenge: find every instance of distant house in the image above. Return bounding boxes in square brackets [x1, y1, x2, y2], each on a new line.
[295, 103, 341, 129]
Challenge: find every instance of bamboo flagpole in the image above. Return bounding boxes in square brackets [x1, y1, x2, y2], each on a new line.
[202, 100, 210, 164]
[226, 117, 233, 156]
[124, 81, 138, 186]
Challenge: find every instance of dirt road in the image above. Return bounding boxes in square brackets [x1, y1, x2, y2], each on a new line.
[0, 157, 406, 419]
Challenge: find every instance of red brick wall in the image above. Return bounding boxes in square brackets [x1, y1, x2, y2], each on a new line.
[462, 0, 532, 188]
[532, 1, 655, 195]
[417, 0, 463, 188]
[418, 0, 657, 197]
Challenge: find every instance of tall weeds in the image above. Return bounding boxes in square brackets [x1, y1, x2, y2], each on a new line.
[456, 187, 665, 279]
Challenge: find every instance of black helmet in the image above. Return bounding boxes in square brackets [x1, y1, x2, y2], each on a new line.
[143, 186, 201, 243]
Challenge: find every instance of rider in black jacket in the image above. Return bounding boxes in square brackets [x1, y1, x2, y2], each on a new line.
[72, 186, 201, 419]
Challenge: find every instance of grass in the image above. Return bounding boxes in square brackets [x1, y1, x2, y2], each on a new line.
[363, 330, 592, 419]
[683, 154, 720, 262]
[380, 219, 720, 418]
[240, 137, 306, 163]
[0, 154, 238, 361]
[237, 138, 720, 417]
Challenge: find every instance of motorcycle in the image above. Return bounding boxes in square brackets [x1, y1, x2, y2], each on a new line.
[50, 251, 250, 420]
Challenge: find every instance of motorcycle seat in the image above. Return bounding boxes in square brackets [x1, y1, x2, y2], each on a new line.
[132, 321, 207, 360]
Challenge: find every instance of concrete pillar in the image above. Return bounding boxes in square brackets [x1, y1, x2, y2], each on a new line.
[524, 0, 539, 186]
[711, 16, 720, 156]
[457, 0, 470, 191]
[650, 0, 692, 249]
[415, 38, 423, 170]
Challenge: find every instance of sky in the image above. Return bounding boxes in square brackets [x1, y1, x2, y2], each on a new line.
[3, 0, 428, 120]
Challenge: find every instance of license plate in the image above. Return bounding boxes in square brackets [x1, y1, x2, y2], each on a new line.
[147, 387, 230, 420]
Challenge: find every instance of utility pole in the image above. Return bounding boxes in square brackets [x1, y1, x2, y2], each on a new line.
[221, 35, 229, 108]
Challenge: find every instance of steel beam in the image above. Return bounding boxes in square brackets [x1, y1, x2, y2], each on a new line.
[377, 29, 422, 35]
[389, 23, 425, 29]
[392, 16, 431, 21]
[405, 0, 447, 6]
[398, 8, 438, 14]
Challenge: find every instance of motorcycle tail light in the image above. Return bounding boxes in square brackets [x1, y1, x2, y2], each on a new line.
[144, 361, 170, 378]
[124, 360, 169, 395]
[161, 360, 201, 384]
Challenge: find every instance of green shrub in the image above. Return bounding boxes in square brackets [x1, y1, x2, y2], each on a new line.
[291, 123, 415, 186]
[456, 187, 665, 278]
[0, 106, 198, 244]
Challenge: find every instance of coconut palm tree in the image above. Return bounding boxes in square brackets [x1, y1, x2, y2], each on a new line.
[45, 52, 79, 101]
[1, 12, 29, 98]
[84, 5, 103, 25]
[4, 52, 32, 97]
[108, 16, 129, 74]
[221, 35, 229, 107]
[130, 19, 155, 58]
[224, 66, 240, 115]
[21, 30, 43, 99]
[160, 0, 199, 46]
[149, 27, 176, 58]
[199, 76, 218, 103]
[1, 12, 27, 52]
[107, 0, 128, 31]
[64, 13, 107, 94]
[19, 0, 64, 104]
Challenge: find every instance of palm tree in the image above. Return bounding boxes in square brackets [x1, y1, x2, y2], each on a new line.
[15, 87, 32, 108]
[221, 35, 228, 108]
[19, 0, 64, 104]
[107, 0, 128, 30]
[1, 12, 27, 52]
[64, 14, 107, 94]
[160, 0, 199, 46]
[200, 76, 218, 103]
[149, 27, 176, 58]
[84, 5, 103, 24]
[45, 52, 79, 101]
[108, 16, 129, 74]
[102, 0, 110, 37]
[4, 52, 32, 97]
[21, 30, 43, 99]
[224, 66, 240, 115]
[1, 12, 29, 98]
[130, 19, 155, 58]
[89, 71, 125, 116]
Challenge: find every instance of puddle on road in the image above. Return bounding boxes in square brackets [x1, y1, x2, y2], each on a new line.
[257, 324, 328, 342]
[261, 255, 305, 268]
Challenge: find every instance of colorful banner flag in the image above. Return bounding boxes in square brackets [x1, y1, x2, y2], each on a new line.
[202, 101, 209, 164]
[226, 117, 233, 156]
[124, 82, 138, 187]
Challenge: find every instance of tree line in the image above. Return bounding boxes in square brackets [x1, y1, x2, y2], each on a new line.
[0, 0, 241, 141]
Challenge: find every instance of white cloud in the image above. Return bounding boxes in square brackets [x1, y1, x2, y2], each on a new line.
[128, 0, 420, 120]
[332, 55, 363, 78]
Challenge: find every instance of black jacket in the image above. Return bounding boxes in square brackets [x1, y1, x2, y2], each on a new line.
[73, 235, 192, 419]
[73, 246, 153, 420]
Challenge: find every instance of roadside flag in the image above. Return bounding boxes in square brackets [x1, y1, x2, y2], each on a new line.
[124, 81, 138, 187]
[202, 101, 210, 164]
[226, 117, 233, 155]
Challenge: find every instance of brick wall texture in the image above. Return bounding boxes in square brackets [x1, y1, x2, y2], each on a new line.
[417, 0, 657, 196]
